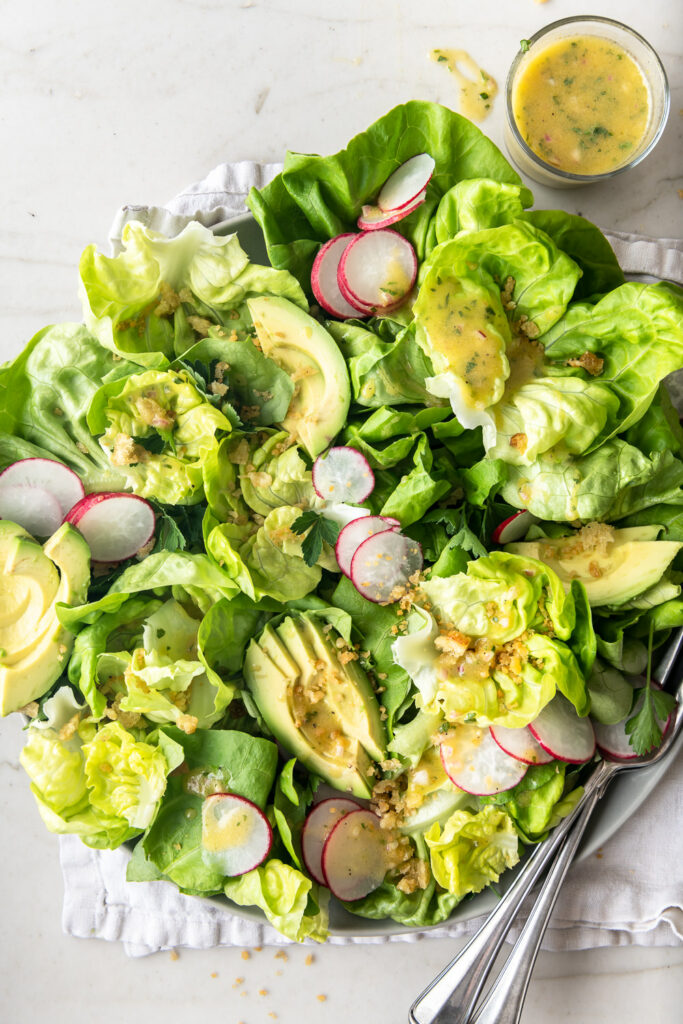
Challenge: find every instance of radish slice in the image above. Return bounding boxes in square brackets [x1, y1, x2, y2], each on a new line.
[301, 797, 360, 885]
[338, 230, 417, 313]
[357, 191, 426, 231]
[529, 694, 596, 764]
[377, 154, 435, 212]
[350, 530, 423, 604]
[594, 688, 671, 760]
[440, 725, 528, 796]
[335, 516, 400, 578]
[490, 724, 554, 766]
[321, 809, 388, 901]
[201, 793, 273, 877]
[312, 446, 375, 504]
[493, 510, 538, 545]
[66, 492, 155, 562]
[311, 234, 367, 319]
[0, 459, 84, 517]
[0, 484, 62, 537]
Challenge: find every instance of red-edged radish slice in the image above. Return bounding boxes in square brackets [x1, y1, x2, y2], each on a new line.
[493, 510, 538, 545]
[321, 809, 388, 901]
[350, 530, 423, 604]
[529, 694, 596, 764]
[201, 793, 273, 876]
[0, 458, 84, 517]
[311, 234, 367, 319]
[66, 492, 155, 562]
[490, 724, 554, 766]
[301, 797, 360, 885]
[335, 516, 400, 578]
[338, 230, 417, 313]
[312, 446, 375, 504]
[377, 154, 435, 212]
[0, 484, 63, 537]
[440, 725, 528, 796]
[593, 688, 671, 760]
[357, 191, 426, 231]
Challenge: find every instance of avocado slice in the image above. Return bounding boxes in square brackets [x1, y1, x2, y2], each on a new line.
[507, 525, 682, 607]
[0, 537, 60, 662]
[0, 522, 91, 715]
[247, 296, 351, 458]
[243, 614, 386, 798]
[299, 615, 385, 762]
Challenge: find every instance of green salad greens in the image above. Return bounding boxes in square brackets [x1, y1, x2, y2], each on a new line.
[2, 101, 682, 943]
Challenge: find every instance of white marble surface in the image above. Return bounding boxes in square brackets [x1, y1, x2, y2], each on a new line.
[1, 0, 682, 1021]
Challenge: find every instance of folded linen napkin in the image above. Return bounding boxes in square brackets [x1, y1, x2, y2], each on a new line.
[60, 161, 683, 957]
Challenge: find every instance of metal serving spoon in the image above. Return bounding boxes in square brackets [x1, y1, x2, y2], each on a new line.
[409, 629, 683, 1024]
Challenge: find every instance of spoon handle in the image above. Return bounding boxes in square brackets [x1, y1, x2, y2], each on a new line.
[470, 783, 605, 1024]
[408, 761, 608, 1024]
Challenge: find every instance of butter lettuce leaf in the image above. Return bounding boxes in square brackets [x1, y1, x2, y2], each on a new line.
[0, 323, 134, 492]
[543, 281, 683, 434]
[501, 441, 683, 522]
[88, 367, 232, 505]
[80, 219, 307, 366]
[425, 805, 520, 897]
[481, 762, 582, 842]
[522, 210, 624, 300]
[223, 860, 329, 943]
[433, 179, 533, 243]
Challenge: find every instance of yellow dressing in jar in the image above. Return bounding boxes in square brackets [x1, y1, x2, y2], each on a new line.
[512, 35, 650, 175]
[431, 48, 498, 122]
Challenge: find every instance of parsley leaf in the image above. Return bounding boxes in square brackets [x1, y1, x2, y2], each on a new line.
[625, 684, 675, 755]
[520, 38, 530, 52]
[624, 622, 676, 755]
[291, 510, 340, 567]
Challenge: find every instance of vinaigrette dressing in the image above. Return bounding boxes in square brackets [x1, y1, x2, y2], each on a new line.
[512, 35, 650, 175]
[431, 48, 498, 122]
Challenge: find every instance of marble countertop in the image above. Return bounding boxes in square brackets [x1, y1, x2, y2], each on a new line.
[1, 1, 682, 1021]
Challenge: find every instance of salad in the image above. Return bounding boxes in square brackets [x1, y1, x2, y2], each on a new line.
[1, 101, 682, 942]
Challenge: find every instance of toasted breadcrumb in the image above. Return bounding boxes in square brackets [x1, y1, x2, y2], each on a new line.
[316, 994, 327, 1002]
[305, 953, 314, 966]
[169, 949, 179, 961]
[18, 701, 39, 718]
[187, 315, 213, 337]
[567, 352, 604, 376]
[274, 950, 289, 961]
[241, 950, 251, 960]
[510, 432, 528, 453]
[210, 971, 218, 979]
[110, 432, 149, 467]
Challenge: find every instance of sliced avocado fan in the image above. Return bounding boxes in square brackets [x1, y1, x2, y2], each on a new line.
[0, 522, 91, 716]
[243, 613, 386, 798]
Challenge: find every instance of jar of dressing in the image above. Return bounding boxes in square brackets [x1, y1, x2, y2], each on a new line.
[504, 16, 669, 188]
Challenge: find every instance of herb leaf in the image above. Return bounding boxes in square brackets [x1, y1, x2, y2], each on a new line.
[625, 684, 675, 755]
[520, 38, 530, 53]
[291, 510, 341, 567]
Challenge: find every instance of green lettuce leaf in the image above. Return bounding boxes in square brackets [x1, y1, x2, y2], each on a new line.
[20, 703, 182, 850]
[327, 319, 443, 408]
[522, 210, 624, 299]
[223, 860, 329, 942]
[80, 219, 307, 366]
[424, 805, 520, 897]
[501, 441, 683, 522]
[433, 179, 533, 242]
[0, 323, 134, 491]
[543, 281, 683, 434]
[481, 762, 582, 842]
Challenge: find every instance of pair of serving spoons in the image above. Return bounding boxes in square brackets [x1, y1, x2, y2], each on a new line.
[409, 629, 683, 1024]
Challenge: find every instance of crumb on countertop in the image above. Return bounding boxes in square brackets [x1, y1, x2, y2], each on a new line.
[169, 949, 179, 962]
[241, 950, 251, 960]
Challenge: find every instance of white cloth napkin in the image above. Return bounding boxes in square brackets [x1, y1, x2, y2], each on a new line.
[60, 162, 683, 957]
